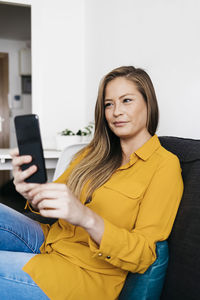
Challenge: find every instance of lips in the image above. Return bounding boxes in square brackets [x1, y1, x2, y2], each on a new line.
[113, 121, 128, 126]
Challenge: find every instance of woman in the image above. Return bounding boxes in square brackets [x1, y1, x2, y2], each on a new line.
[0, 66, 183, 300]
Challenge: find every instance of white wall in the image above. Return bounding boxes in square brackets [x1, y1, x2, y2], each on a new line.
[85, 0, 200, 139]
[0, 38, 32, 148]
[31, 0, 86, 149]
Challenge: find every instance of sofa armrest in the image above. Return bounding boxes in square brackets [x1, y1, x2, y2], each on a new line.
[119, 241, 169, 300]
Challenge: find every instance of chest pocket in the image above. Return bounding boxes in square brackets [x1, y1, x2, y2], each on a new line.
[103, 181, 145, 201]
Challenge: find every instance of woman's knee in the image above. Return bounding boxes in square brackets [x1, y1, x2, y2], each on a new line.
[0, 251, 49, 300]
[0, 204, 44, 253]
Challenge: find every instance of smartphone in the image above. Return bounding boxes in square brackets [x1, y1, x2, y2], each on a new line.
[14, 114, 47, 183]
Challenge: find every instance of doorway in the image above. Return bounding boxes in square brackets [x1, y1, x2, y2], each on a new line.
[0, 52, 9, 186]
[0, 52, 9, 148]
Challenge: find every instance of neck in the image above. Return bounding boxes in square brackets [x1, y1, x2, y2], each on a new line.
[120, 130, 152, 162]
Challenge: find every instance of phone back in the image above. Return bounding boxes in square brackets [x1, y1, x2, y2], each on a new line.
[14, 114, 47, 183]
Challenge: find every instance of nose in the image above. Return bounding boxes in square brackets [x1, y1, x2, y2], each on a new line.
[113, 102, 123, 117]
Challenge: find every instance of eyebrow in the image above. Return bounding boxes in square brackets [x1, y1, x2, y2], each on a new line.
[104, 93, 137, 102]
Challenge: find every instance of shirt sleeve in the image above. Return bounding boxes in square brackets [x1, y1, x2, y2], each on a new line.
[88, 155, 184, 273]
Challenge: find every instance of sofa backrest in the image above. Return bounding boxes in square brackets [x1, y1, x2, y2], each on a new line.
[53, 143, 88, 181]
[159, 136, 200, 300]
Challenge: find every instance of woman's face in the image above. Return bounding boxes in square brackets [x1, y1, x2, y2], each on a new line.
[104, 77, 150, 142]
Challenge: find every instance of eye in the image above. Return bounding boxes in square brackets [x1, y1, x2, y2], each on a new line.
[104, 102, 112, 108]
[123, 98, 132, 103]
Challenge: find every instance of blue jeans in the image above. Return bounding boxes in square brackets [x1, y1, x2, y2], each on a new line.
[0, 203, 50, 299]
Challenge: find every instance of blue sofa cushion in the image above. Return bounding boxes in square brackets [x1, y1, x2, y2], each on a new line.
[119, 241, 169, 300]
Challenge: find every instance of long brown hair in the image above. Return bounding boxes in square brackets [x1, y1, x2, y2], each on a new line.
[67, 66, 159, 200]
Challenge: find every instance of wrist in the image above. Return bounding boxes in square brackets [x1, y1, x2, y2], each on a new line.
[81, 207, 104, 245]
[81, 206, 96, 230]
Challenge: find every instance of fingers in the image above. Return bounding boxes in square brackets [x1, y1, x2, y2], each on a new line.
[37, 199, 60, 210]
[14, 182, 40, 201]
[10, 148, 19, 157]
[10, 148, 35, 178]
[10, 148, 39, 201]
[30, 183, 70, 211]
[15, 182, 40, 195]
[29, 183, 67, 199]
[39, 208, 60, 219]
[31, 189, 67, 207]
[29, 183, 84, 224]
[12, 155, 32, 169]
[13, 165, 37, 184]
[11, 152, 37, 185]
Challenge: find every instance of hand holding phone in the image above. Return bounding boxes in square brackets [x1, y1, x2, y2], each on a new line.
[14, 114, 47, 183]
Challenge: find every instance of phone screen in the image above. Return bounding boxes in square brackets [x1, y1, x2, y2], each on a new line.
[14, 114, 47, 183]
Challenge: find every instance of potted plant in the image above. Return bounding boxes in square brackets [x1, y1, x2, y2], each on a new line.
[76, 122, 94, 143]
[56, 122, 94, 150]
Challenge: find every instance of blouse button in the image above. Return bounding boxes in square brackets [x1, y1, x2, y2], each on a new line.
[85, 197, 92, 205]
[106, 256, 111, 259]
[98, 253, 103, 257]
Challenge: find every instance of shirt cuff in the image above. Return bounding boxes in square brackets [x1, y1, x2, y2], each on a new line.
[88, 218, 123, 263]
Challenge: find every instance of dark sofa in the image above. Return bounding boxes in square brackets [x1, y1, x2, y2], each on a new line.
[1, 136, 200, 299]
[159, 136, 200, 300]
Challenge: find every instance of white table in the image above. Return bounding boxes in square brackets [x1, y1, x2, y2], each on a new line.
[0, 149, 61, 171]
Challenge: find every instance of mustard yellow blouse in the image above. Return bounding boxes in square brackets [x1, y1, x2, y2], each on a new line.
[23, 135, 183, 300]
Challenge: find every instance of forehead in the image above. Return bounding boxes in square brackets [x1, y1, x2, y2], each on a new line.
[105, 77, 139, 99]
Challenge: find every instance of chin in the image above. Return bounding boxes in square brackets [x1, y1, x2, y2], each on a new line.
[114, 132, 132, 139]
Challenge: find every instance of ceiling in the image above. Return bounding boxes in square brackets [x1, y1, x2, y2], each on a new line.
[0, 3, 31, 41]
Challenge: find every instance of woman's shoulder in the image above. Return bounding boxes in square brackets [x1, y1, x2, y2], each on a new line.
[155, 144, 181, 169]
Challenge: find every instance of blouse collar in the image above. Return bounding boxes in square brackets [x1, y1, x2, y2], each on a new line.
[118, 134, 161, 170]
